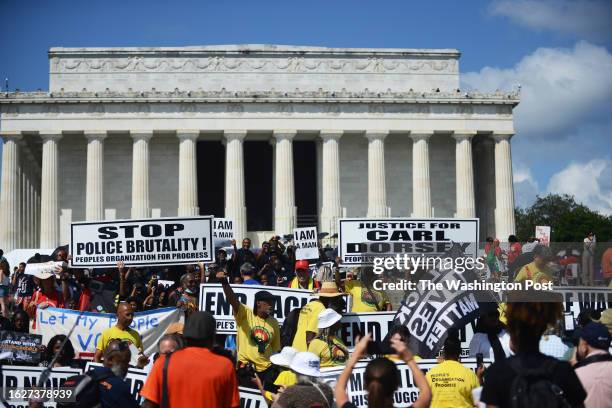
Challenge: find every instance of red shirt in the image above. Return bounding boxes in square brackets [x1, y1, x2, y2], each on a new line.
[28, 289, 65, 329]
[508, 243, 522, 265]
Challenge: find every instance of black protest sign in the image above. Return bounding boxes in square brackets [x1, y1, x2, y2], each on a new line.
[0, 365, 82, 405]
[70, 216, 214, 267]
[0, 331, 43, 364]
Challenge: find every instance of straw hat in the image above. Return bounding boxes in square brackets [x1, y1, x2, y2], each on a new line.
[316, 282, 344, 297]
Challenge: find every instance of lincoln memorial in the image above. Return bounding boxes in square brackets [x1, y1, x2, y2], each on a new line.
[0, 45, 518, 251]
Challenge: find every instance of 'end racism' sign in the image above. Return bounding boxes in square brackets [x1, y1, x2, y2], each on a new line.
[70, 216, 213, 267]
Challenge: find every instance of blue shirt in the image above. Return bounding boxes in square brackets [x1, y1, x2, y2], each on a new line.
[243, 279, 259, 285]
[92, 367, 138, 408]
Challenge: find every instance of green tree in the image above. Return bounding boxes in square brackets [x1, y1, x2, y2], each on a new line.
[515, 194, 612, 243]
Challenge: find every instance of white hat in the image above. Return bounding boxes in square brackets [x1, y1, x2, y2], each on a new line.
[290, 352, 322, 377]
[318, 308, 342, 329]
[270, 346, 298, 368]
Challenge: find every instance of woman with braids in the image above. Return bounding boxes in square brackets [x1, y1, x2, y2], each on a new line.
[480, 297, 586, 408]
[307, 308, 349, 367]
[335, 333, 430, 408]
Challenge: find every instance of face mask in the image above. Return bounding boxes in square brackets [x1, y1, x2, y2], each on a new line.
[185, 287, 198, 295]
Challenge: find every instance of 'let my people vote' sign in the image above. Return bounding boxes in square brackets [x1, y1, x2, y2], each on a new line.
[70, 216, 213, 267]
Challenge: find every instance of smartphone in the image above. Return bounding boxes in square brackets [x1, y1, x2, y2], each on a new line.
[476, 352, 484, 368]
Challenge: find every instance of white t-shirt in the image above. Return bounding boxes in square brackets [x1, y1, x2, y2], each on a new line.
[468, 330, 513, 361]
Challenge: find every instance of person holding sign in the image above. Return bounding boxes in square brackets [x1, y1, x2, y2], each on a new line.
[288, 260, 320, 290]
[308, 308, 349, 367]
[334, 333, 431, 408]
[26, 265, 69, 328]
[94, 303, 147, 367]
[216, 270, 281, 385]
[337, 267, 391, 312]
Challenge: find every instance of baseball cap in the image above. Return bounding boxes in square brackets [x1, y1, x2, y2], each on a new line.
[318, 308, 342, 329]
[183, 311, 216, 341]
[295, 260, 310, 271]
[290, 352, 322, 377]
[575, 322, 611, 350]
[270, 346, 298, 368]
[255, 290, 275, 302]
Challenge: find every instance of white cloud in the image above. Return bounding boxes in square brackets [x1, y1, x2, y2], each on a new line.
[546, 158, 612, 214]
[489, 0, 612, 41]
[462, 41, 612, 137]
[513, 164, 540, 208]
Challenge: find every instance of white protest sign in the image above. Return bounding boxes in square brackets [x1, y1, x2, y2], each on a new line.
[199, 284, 313, 334]
[338, 218, 479, 266]
[0, 365, 83, 407]
[239, 386, 268, 408]
[319, 358, 490, 408]
[85, 362, 148, 403]
[70, 216, 213, 268]
[35, 307, 181, 357]
[535, 226, 551, 246]
[24, 261, 63, 276]
[554, 286, 612, 320]
[339, 312, 396, 350]
[294, 226, 319, 260]
[213, 218, 235, 248]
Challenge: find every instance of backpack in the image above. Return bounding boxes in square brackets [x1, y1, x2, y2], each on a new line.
[56, 369, 113, 408]
[280, 306, 303, 347]
[508, 357, 571, 408]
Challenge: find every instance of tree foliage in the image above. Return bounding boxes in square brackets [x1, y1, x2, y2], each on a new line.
[515, 194, 612, 242]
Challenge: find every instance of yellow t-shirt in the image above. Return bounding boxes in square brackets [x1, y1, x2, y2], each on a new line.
[289, 277, 315, 290]
[426, 360, 480, 408]
[264, 370, 297, 401]
[308, 336, 349, 367]
[235, 303, 280, 372]
[96, 325, 143, 352]
[345, 280, 389, 312]
[514, 261, 551, 283]
[292, 300, 325, 351]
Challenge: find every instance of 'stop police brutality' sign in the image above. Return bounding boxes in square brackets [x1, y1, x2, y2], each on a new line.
[338, 218, 480, 266]
[71, 216, 213, 267]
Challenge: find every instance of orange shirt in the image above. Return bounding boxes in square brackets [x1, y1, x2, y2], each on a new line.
[140, 347, 240, 408]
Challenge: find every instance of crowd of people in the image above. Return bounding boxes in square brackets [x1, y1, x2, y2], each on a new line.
[0, 231, 610, 407]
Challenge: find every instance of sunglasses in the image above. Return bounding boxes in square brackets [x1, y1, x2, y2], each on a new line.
[107, 339, 131, 352]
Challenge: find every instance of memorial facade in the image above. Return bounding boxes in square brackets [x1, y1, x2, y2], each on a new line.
[0, 45, 518, 251]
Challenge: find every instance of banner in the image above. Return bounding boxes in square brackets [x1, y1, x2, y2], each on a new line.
[24, 261, 63, 277]
[338, 312, 396, 350]
[35, 307, 181, 357]
[213, 218, 235, 248]
[85, 362, 147, 404]
[535, 226, 551, 246]
[554, 286, 612, 320]
[338, 218, 479, 266]
[70, 216, 214, 267]
[319, 358, 490, 408]
[0, 365, 82, 408]
[0, 331, 43, 364]
[199, 284, 313, 334]
[239, 386, 267, 408]
[294, 227, 319, 260]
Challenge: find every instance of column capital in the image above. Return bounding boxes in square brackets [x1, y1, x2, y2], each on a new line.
[39, 132, 63, 142]
[84, 130, 108, 141]
[319, 130, 343, 141]
[491, 131, 514, 141]
[452, 130, 477, 141]
[176, 130, 200, 141]
[364, 130, 388, 141]
[409, 131, 434, 142]
[130, 130, 154, 142]
[273, 130, 297, 141]
[0, 131, 22, 142]
[224, 130, 248, 141]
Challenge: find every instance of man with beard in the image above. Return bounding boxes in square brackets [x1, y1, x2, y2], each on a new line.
[94, 338, 137, 408]
[217, 270, 281, 386]
[168, 272, 199, 315]
[573, 322, 612, 408]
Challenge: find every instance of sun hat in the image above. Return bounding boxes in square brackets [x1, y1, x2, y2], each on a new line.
[290, 352, 322, 377]
[270, 346, 298, 368]
[318, 308, 342, 329]
[316, 282, 344, 297]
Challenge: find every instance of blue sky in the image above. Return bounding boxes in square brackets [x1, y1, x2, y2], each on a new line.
[1, 0, 611, 213]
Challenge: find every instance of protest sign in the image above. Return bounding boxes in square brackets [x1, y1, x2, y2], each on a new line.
[239, 386, 268, 408]
[35, 307, 181, 357]
[310, 261, 334, 281]
[70, 216, 213, 267]
[339, 312, 396, 350]
[338, 218, 479, 266]
[535, 226, 551, 246]
[199, 284, 316, 334]
[294, 226, 319, 260]
[0, 331, 42, 364]
[85, 362, 147, 403]
[0, 365, 83, 408]
[319, 358, 490, 408]
[24, 261, 63, 277]
[554, 286, 612, 320]
[213, 218, 235, 248]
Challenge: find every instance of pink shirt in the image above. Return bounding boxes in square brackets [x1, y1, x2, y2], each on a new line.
[575, 349, 612, 408]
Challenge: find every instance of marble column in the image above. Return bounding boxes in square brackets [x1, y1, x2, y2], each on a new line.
[130, 131, 153, 219]
[366, 131, 389, 218]
[273, 130, 297, 234]
[0, 132, 22, 251]
[224, 130, 247, 240]
[453, 130, 477, 218]
[493, 132, 516, 240]
[40, 132, 62, 248]
[319, 130, 343, 234]
[177, 130, 199, 217]
[411, 131, 433, 218]
[85, 131, 107, 221]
